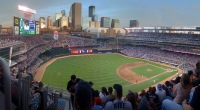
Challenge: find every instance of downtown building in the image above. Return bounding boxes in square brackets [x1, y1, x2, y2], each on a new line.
[60, 16, 68, 28]
[111, 19, 120, 28]
[89, 6, 98, 21]
[54, 13, 62, 27]
[70, 2, 82, 30]
[61, 10, 66, 16]
[82, 17, 92, 30]
[47, 16, 52, 29]
[89, 21, 100, 28]
[39, 17, 46, 29]
[130, 20, 139, 27]
[101, 17, 110, 28]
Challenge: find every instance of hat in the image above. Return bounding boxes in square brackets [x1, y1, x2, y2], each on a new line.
[88, 81, 93, 86]
[113, 84, 122, 93]
[157, 84, 162, 91]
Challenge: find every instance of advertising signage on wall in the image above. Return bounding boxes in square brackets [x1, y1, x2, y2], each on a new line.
[70, 49, 93, 54]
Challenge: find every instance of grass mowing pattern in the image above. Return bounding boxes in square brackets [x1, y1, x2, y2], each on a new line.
[132, 65, 165, 78]
[42, 54, 177, 95]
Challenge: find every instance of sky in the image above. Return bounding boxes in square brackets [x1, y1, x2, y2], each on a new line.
[0, 0, 200, 27]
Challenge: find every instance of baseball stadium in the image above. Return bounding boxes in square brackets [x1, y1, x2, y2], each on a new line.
[1, 2, 200, 110]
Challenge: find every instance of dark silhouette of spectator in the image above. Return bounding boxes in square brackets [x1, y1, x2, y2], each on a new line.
[107, 87, 115, 101]
[126, 92, 138, 110]
[67, 75, 80, 109]
[74, 80, 92, 110]
[149, 86, 159, 110]
[0, 65, 4, 92]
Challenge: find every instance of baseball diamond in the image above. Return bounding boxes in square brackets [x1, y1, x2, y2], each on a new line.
[35, 53, 181, 95]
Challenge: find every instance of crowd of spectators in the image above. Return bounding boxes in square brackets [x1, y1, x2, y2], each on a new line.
[64, 61, 200, 110]
[120, 45, 199, 71]
[0, 39, 21, 48]
[161, 46, 200, 55]
[125, 32, 200, 45]
[64, 35, 97, 47]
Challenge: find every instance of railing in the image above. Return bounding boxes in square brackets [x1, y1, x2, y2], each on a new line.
[0, 57, 72, 110]
[0, 57, 11, 110]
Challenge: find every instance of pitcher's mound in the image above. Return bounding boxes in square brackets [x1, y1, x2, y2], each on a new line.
[147, 68, 152, 72]
[117, 62, 148, 84]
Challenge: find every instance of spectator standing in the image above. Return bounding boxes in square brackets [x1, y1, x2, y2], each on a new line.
[67, 75, 80, 109]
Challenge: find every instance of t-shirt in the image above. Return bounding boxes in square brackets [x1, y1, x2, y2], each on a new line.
[173, 83, 191, 104]
[92, 105, 103, 110]
[104, 99, 132, 110]
[67, 78, 80, 93]
[190, 85, 200, 110]
[156, 89, 166, 103]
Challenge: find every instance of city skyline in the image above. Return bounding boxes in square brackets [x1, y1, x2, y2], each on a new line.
[0, 0, 200, 27]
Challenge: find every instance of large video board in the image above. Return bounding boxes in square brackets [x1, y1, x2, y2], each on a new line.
[19, 18, 35, 35]
[14, 16, 39, 35]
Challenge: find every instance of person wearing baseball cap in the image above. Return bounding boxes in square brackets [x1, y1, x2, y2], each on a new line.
[105, 84, 132, 110]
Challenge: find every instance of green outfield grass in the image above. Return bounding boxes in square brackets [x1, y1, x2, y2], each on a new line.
[42, 54, 178, 95]
[132, 65, 165, 78]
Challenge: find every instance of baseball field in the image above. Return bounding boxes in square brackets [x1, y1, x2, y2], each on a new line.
[35, 53, 181, 95]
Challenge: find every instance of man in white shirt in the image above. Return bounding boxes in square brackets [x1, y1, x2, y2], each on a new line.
[24, 20, 30, 30]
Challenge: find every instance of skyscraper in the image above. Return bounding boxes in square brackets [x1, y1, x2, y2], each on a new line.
[89, 6, 98, 21]
[55, 13, 62, 27]
[55, 13, 62, 21]
[130, 20, 139, 27]
[61, 10, 66, 16]
[47, 16, 52, 29]
[60, 16, 68, 28]
[89, 6, 95, 17]
[111, 19, 120, 28]
[71, 2, 82, 30]
[39, 17, 45, 29]
[101, 17, 110, 28]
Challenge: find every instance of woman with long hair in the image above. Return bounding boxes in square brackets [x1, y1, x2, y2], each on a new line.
[126, 92, 138, 110]
[173, 73, 192, 104]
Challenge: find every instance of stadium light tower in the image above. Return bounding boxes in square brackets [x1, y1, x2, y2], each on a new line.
[17, 5, 36, 20]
